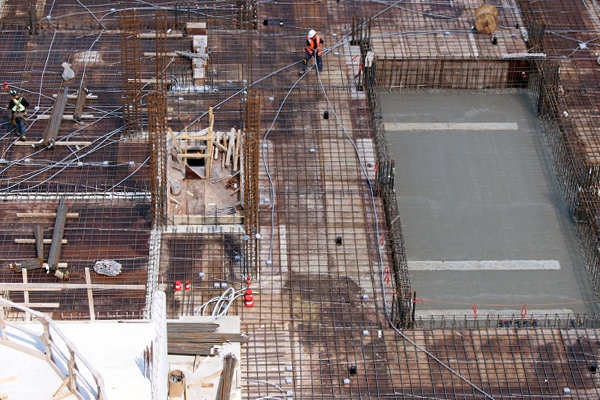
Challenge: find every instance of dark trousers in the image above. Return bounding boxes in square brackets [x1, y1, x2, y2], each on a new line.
[12, 116, 26, 137]
[303, 53, 323, 72]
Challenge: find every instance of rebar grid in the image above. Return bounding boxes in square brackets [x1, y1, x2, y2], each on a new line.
[1, 0, 600, 398]
[159, 232, 247, 319]
[0, 198, 150, 319]
[519, 0, 600, 300]
[120, 10, 142, 136]
[243, 90, 261, 279]
[148, 91, 167, 228]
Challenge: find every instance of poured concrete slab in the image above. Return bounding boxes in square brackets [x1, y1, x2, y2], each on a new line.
[381, 91, 598, 316]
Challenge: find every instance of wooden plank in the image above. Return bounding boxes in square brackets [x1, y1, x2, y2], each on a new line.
[9, 259, 43, 273]
[73, 87, 88, 121]
[47, 199, 68, 271]
[179, 153, 211, 159]
[17, 212, 79, 218]
[52, 93, 98, 100]
[35, 114, 94, 120]
[0, 376, 18, 385]
[233, 129, 241, 172]
[22, 269, 30, 322]
[13, 141, 92, 147]
[144, 52, 179, 57]
[85, 268, 95, 321]
[173, 215, 243, 225]
[9, 303, 60, 308]
[224, 129, 236, 168]
[34, 225, 44, 260]
[0, 338, 46, 360]
[15, 239, 67, 244]
[0, 283, 145, 290]
[138, 32, 183, 39]
[42, 86, 69, 146]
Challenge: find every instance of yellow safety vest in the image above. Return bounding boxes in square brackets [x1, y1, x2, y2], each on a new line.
[11, 98, 25, 113]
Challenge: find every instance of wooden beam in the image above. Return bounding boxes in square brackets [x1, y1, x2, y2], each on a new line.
[34, 225, 44, 260]
[0, 338, 47, 360]
[15, 239, 67, 244]
[213, 142, 228, 152]
[35, 114, 94, 120]
[73, 87, 88, 121]
[22, 269, 31, 322]
[178, 153, 211, 159]
[206, 107, 214, 179]
[17, 212, 79, 218]
[0, 376, 17, 385]
[13, 141, 92, 147]
[47, 199, 68, 271]
[52, 93, 98, 100]
[42, 86, 69, 147]
[9, 259, 43, 272]
[138, 32, 183, 39]
[85, 268, 95, 321]
[9, 303, 60, 308]
[224, 128, 236, 168]
[0, 283, 145, 290]
[233, 129, 241, 172]
[144, 51, 179, 57]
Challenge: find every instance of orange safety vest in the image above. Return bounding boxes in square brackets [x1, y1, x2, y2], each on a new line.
[305, 35, 323, 57]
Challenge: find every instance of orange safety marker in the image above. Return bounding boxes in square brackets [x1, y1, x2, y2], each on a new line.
[174, 280, 182, 291]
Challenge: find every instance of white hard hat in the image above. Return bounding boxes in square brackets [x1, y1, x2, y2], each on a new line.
[308, 29, 316, 38]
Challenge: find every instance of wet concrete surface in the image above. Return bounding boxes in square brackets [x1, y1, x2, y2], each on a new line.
[381, 91, 598, 316]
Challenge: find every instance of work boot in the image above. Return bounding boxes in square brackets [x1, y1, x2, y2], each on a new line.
[19, 135, 26, 141]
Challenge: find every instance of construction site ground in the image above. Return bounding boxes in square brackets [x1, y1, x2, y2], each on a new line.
[2, 0, 600, 399]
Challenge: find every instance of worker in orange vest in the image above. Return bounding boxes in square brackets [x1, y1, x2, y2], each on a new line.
[302, 29, 324, 73]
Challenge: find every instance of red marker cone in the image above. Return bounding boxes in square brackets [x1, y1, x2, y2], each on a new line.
[244, 288, 254, 307]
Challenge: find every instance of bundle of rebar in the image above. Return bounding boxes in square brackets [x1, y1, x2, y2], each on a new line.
[167, 322, 248, 356]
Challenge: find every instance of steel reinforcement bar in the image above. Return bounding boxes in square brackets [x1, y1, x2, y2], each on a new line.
[359, 22, 413, 328]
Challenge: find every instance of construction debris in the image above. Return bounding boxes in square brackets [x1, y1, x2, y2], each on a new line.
[61, 62, 75, 81]
[93, 260, 122, 277]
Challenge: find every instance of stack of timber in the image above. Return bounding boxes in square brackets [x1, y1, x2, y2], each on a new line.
[167, 322, 248, 356]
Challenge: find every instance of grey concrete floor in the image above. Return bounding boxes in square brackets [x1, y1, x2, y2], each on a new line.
[381, 91, 598, 316]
